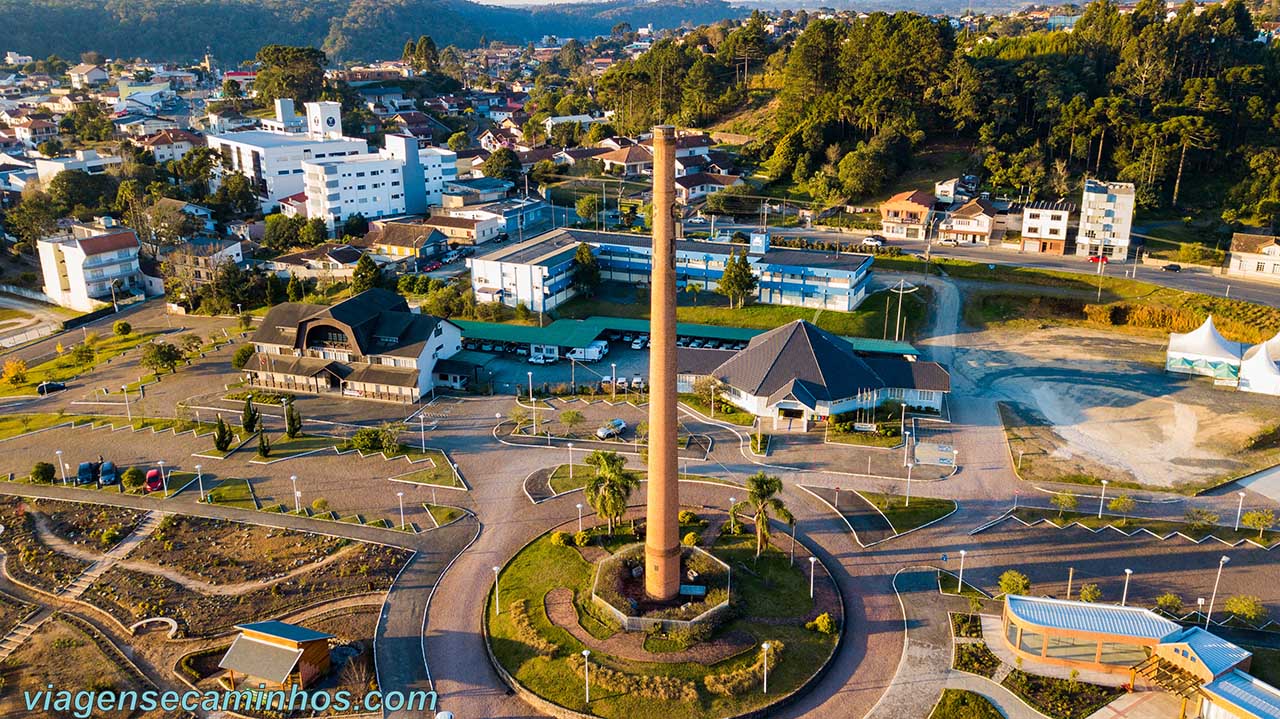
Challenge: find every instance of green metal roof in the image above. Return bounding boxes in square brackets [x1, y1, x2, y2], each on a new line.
[446, 349, 499, 367]
[840, 336, 920, 356]
[581, 316, 761, 342]
[453, 319, 603, 348]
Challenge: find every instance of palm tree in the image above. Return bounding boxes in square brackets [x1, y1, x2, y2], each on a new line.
[731, 472, 794, 558]
[584, 450, 637, 534]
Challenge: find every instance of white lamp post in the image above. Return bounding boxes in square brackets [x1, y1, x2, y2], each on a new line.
[761, 643, 771, 694]
[958, 549, 967, 594]
[397, 491, 406, 530]
[834, 486, 840, 509]
[1206, 556, 1229, 628]
[1122, 568, 1133, 606]
[903, 429, 912, 466]
[419, 413, 426, 452]
[121, 384, 132, 422]
[1198, 597, 1205, 621]
[576, 503, 583, 533]
[493, 566, 501, 615]
[582, 649, 591, 704]
[1235, 492, 1246, 531]
[809, 556, 818, 598]
[905, 462, 914, 507]
[157, 460, 167, 495]
[290, 475, 298, 511]
[195, 464, 204, 502]
[611, 363, 617, 401]
[55, 450, 66, 484]
[1098, 480, 1108, 519]
[568, 443, 574, 481]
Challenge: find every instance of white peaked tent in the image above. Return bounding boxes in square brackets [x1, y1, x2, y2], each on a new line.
[1166, 316, 1245, 380]
[1239, 332, 1280, 396]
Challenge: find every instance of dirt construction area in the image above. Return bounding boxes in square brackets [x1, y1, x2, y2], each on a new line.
[959, 325, 1280, 490]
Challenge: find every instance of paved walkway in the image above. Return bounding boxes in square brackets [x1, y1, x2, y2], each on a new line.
[945, 672, 1046, 719]
[1085, 691, 1184, 719]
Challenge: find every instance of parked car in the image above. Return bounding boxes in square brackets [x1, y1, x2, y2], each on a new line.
[515, 347, 530, 356]
[614, 378, 629, 390]
[480, 342, 495, 352]
[99, 461, 119, 486]
[935, 238, 959, 247]
[631, 375, 645, 391]
[690, 339, 704, 348]
[862, 235, 885, 247]
[606, 331, 622, 341]
[528, 355, 552, 365]
[685, 216, 708, 225]
[622, 333, 634, 342]
[630, 338, 645, 350]
[1088, 255, 1109, 263]
[144, 468, 164, 493]
[462, 341, 478, 351]
[1162, 263, 1182, 272]
[75, 461, 100, 486]
[36, 381, 66, 395]
[676, 337, 689, 347]
[596, 418, 627, 439]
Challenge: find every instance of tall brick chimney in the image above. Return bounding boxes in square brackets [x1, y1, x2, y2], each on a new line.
[644, 126, 680, 601]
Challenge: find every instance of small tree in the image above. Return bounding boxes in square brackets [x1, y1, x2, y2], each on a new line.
[257, 431, 272, 458]
[284, 400, 302, 439]
[30, 461, 55, 484]
[232, 344, 255, 369]
[1108, 494, 1136, 526]
[559, 409, 584, 436]
[998, 570, 1031, 596]
[575, 194, 600, 224]
[1242, 509, 1276, 541]
[237, 313, 253, 331]
[508, 406, 528, 434]
[141, 342, 183, 374]
[213, 416, 234, 452]
[1051, 492, 1078, 518]
[1223, 595, 1268, 624]
[122, 466, 145, 490]
[1078, 583, 1102, 602]
[241, 396, 259, 433]
[1185, 508, 1220, 533]
[2, 358, 27, 386]
[70, 342, 95, 365]
[1155, 592, 1184, 615]
[692, 375, 722, 415]
[180, 333, 203, 357]
[730, 471, 793, 558]
[351, 253, 380, 294]
[311, 498, 329, 512]
[113, 320, 132, 336]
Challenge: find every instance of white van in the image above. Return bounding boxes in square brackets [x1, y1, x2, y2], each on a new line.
[567, 340, 610, 362]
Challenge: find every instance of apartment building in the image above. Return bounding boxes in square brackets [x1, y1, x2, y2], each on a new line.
[37, 218, 144, 311]
[937, 197, 996, 245]
[1075, 179, 1136, 259]
[880, 190, 936, 240]
[1020, 200, 1076, 254]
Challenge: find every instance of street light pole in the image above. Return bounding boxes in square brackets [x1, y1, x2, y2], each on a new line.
[576, 502, 583, 533]
[761, 643, 771, 694]
[568, 443, 574, 481]
[55, 450, 66, 485]
[157, 460, 168, 495]
[958, 549, 967, 594]
[611, 363, 617, 402]
[419, 413, 426, 452]
[290, 475, 298, 512]
[809, 556, 818, 598]
[1235, 492, 1246, 531]
[1206, 556, 1229, 628]
[582, 649, 591, 704]
[397, 491, 405, 530]
[903, 430, 912, 467]
[196, 464, 204, 502]
[527, 371, 535, 436]
[493, 566, 502, 615]
[905, 462, 914, 507]
[121, 384, 132, 423]
[1122, 568, 1133, 606]
[1098, 480, 1109, 519]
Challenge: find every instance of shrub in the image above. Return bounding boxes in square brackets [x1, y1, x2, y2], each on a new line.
[350, 427, 400, 455]
[112, 320, 131, 336]
[806, 612, 837, 634]
[257, 432, 271, 458]
[212, 416, 233, 452]
[29, 461, 55, 484]
[705, 641, 784, 696]
[678, 510, 699, 524]
[231, 345, 254, 369]
[121, 467, 144, 489]
[954, 642, 1002, 678]
[999, 570, 1031, 596]
[1184, 508, 1220, 533]
[311, 498, 329, 512]
[99, 526, 123, 548]
[508, 599, 558, 657]
[550, 531, 573, 547]
[1224, 595, 1268, 624]
[567, 652, 697, 701]
[1155, 592, 1183, 615]
[1078, 583, 1101, 603]
[681, 531, 700, 546]
[241, 396, 259, 433]
[574, 530, 591, 547]
[1082, 304, 1116, 325]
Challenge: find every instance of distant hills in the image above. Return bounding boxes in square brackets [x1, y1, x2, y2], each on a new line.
[0, 0, 743, 64]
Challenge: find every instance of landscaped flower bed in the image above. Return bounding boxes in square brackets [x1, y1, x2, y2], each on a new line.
[0, 497, 92, 593]
[1001, 669, 1124, 719]
[953, 642, 1001, 678]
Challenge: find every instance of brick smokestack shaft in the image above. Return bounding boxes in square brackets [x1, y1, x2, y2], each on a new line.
[644, 125, 680, 601]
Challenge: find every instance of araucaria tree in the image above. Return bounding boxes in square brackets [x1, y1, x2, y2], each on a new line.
[583, 450, 637, 534]
[284, 400, 302, 439]
[213, 416, 234, 452]
[731, 472, 794, 558]
[241, 397, 259, 433]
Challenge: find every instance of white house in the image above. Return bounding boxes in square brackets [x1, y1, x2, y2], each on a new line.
[1075, 179, 1135, 259]
[12, 118, 57, 149]
[937, 197, 996, 244]
[68, 64, 109, 89]
[244, 288, 464, 402]
[37, 218, 144, 311]
[1226, 232, 1280, 284]
[33, 149, 122, 183]
[674, 172, 743, 204]
[133, 129, 204, 163]
[206, 101, 369, 209]
[1021, 200, 1075, 254]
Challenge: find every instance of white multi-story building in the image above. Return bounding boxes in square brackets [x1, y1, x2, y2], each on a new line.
[37, 218, 144, 311]
[1020, 200, 1075, 254]
[1075, 180, 1135, 259]
[33, 149, 122, 183]
[300, 134, 457, 235]
[206, 101, 368, 210]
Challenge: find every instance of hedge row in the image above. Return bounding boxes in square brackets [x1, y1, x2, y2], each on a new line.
[566, 652, 699, 702]
[508, 599, 558, 658]
[704, 640, 784, 697]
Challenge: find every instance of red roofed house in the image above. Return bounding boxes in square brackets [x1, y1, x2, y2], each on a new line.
[37, 217, 144, 311]
[879, 190, 937, 240]
[133, 129, 204, 163]
[13, 118, 58, 149]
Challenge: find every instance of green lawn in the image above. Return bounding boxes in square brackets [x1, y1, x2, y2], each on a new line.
[425, 503, 463, 527]
[1012, 507, 1280, 547]
[0, 413, 77, 440]
[929, 689, 1002, 719]
[487, 529, 836, 719]
[387, 450, 464, 488]
[0, 307, 32, 322]
[827, 428, 901, 448]
[858, 492, 955, 534]
[0, 331, 159, 397]
[548, 464, 727, 496]
[936, 570, 986, 599]
[678, 394, 757, 426]
[205, 478, 256, 510]
[256, 434, 337, 461]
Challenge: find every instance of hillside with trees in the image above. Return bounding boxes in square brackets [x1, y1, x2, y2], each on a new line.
[0, 0, 741, 62]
